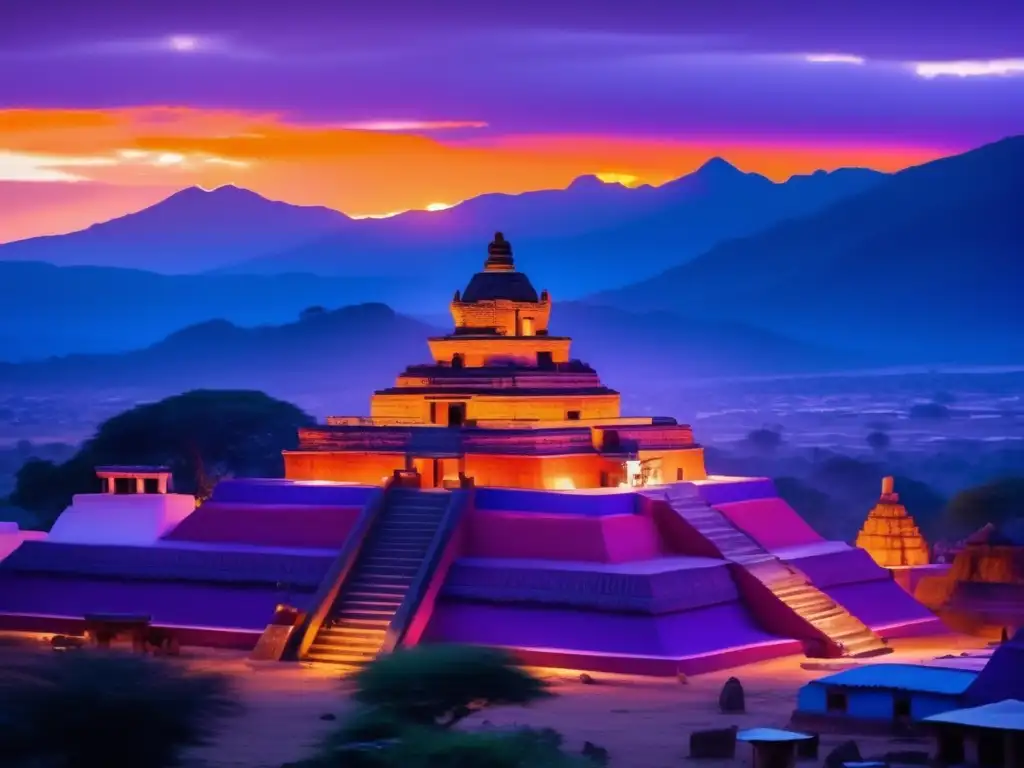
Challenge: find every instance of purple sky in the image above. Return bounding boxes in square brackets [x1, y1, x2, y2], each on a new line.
[3, 0, 1023, 147]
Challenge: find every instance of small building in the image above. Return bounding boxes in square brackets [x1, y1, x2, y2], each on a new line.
[915, 521, 1024, 638]
[924, 699, 1024, 767]
[856, 477, 930, 568]
[796, 663, 978, 727]
[46, 465, 195, 547]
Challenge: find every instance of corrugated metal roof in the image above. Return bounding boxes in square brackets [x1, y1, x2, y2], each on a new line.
[924, 699, 1024, 731]
[813, 663, 978, 696]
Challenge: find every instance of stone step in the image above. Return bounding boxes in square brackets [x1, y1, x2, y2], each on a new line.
[306, 648, 377, 665]
[335, 602, 401, 618]
[314, 633, 384, 651]
[331, 614, 390, 629]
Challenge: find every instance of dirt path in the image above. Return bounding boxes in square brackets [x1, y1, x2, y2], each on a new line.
[190, 636, 987, 767]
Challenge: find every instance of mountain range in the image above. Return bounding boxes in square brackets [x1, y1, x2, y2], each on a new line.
[591, 135, 1024, 363]
[0, 159, 885, 300]
[0, 135, 1020, 371]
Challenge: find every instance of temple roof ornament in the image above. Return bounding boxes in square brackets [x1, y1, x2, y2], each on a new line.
[459, 232, 542, 304]
[485, 232, 514, 271]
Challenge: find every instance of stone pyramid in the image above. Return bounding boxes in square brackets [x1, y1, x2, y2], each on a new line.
[855, 476, 930, 567]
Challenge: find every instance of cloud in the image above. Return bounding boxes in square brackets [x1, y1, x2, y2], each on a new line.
[3, 35, 269, 62]
[912, 58, 1024, 79]
[0, 106, 953, 227]
[805, 53, 866, 65]
[333, 120, 488, 131]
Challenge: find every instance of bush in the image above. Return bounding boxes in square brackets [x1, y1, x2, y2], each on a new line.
[307, 724, 581, 768]
[387, 727, 584, 768]
[351, 645, 551, 728]
[0, 651, 239, 768]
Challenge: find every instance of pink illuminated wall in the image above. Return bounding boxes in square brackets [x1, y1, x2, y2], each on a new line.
[714, 498, 823, 551]
[164, 503, 361, 550]
[464, 511, 662, 562]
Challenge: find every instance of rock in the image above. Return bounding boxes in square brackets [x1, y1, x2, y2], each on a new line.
[884, 749, 929, 764]
[581, 741, 609, 765]
[796, 733, 819, 760]
[319, 713, 337, 721]
[689, 726, 737, 759]
[718, 676, 745, 713]
[824, 740, 861, 767]
[579, 672, 595, 685]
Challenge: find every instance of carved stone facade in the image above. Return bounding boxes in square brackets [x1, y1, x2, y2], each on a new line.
[282, 233, 708, 489]
[855, 477, 930, 567]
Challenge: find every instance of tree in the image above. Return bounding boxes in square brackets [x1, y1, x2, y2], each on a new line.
[10, 390, 314, 526]
[866, 430, 891, 452]
[945, 477, 1024, 534]
[300, 305, 328, 320]
[0, 651, 238, 768]
[746, 427, 783, 453]
[352, 645, 551, 729]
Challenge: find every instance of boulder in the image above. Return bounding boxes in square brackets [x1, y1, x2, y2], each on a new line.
[824, 739, 861, 767]
[689, 726, 737, 759]
[796, 733, 819, 760]
[718, 676, 745, 713]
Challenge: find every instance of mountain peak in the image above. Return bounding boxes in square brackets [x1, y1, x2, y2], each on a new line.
[694, 157, 743, 177]
[567, 174, 611, 191]
[164, 184, 267, 205]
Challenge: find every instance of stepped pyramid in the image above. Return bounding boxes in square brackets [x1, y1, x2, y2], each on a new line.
[855, 477, 930, 567]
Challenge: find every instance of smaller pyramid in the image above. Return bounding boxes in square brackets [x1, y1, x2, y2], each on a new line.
[856, 477, 930, 567]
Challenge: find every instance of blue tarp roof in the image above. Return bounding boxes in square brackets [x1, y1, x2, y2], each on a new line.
[812, 664, 978, 696]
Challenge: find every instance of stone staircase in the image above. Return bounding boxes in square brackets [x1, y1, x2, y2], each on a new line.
[304, 488, 452, 666]
[663, 484, 890, 658]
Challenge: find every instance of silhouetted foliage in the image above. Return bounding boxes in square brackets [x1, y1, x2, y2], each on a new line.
[909, 402, 952, 420]
[9, 390, 313, 526]
[351, 645, 551, 729]
[946, 477, 1024, 533]
[866, 430, 891, 452]
[746, 427, 783, 453]
[0, 651, 238, 768]
[300, 305, 328, 320]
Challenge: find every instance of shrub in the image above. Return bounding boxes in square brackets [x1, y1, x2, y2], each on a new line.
[387, 727, 584, 768]
[0, 650, 238, 768]
[351, 645, 551, 728]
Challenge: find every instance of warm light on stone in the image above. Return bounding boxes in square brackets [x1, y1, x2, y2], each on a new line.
[855, 476, 930, 567]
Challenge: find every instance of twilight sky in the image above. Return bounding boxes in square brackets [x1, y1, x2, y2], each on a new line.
[1, 0, 1022, 242]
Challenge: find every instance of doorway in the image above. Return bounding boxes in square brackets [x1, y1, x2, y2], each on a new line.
[537, 351, 554, 369]
[447, 403, 466, 427]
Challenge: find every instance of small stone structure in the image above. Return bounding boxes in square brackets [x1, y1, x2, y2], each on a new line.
[856, 477, 930, 567]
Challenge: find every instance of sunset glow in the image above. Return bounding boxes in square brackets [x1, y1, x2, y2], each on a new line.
[0, 106, 957, 243]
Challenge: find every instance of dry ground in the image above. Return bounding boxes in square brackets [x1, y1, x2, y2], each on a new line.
[173, 635, 989, 768]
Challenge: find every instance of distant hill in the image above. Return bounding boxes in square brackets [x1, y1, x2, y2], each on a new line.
[0, 262, 425, 360]
[590, 135, 1024, 364]
[231, 161, 886, 297]
[0, 162, 886, 300]
[0, 185, 352, 273]
[0, 302, 842, 411]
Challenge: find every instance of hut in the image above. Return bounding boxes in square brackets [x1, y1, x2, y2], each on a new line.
[795, 663, 977, 728]
[923, 699, 1024, 767]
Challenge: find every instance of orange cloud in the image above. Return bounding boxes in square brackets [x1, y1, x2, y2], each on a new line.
[0, 106, 956, 238]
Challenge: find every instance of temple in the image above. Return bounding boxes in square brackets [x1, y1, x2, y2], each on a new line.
[0, 234, 945, 675]
[284, 232, 705, 490]
[856, 477, 931, 568]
